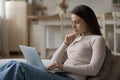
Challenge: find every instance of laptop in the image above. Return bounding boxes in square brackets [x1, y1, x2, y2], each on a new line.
[19, 45, 66, 73]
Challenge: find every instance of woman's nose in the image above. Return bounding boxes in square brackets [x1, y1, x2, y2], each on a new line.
[72, 23, 76, 28]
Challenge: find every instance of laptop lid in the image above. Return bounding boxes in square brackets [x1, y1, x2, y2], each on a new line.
[19, 45, 46, 70]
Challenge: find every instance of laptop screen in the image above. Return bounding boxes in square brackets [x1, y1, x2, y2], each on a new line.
[19, 45, 46, 70]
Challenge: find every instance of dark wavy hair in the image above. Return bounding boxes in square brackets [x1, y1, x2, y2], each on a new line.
[71, 5, 102, 35]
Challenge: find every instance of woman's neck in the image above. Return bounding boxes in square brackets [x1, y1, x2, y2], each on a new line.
[79, 31, 92, 36]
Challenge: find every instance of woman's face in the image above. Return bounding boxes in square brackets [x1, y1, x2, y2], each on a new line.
[71, 14, 88, 34]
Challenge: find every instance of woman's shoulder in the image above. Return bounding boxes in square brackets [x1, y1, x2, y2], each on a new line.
[85, 35, 106, 47]
[87, 35, 104, 40]
[85, 35, 105, 43]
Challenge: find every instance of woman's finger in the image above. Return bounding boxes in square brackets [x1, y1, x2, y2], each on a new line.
[47, 62, 58, 70]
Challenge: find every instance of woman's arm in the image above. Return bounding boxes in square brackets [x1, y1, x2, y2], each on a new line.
[51, 32, 77, 64]
[51, 43, 68, 64]
[62, 36, 106, 76]
[47, 43, 68, 70]
[48, 32, 78, 70]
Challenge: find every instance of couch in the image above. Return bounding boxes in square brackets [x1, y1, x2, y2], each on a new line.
[107, 55, 120, 80]
[0, 55, 120, 80]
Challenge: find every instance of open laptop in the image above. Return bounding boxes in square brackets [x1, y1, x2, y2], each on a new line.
[19, 45, 66, 73]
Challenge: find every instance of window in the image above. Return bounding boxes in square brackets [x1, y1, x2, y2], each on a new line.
[113, 0, 120, 6]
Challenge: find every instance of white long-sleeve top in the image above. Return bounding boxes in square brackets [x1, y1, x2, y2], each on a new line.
[51, 34, 106, 80]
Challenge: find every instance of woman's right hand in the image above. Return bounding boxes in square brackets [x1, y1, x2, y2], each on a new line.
[64, 32, 78, 45]
[47, 62, 63, 70]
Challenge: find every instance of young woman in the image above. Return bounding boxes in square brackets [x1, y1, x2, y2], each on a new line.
[0, 5, 106, 80]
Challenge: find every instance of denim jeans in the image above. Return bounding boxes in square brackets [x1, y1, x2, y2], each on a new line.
[0, 61, 75, 80]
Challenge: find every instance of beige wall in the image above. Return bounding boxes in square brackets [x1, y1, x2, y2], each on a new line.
[42, 0, 120, 16]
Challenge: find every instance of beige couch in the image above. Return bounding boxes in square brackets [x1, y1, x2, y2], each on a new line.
[108, 55, 120, 80]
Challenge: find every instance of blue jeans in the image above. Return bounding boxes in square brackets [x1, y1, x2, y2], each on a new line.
[0, 61, 75, 80]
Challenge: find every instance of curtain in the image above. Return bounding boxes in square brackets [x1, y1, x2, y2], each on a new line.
[0, 0, 9, 57]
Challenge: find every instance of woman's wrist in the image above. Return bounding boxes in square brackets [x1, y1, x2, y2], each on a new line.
[64, 42, 70, 45]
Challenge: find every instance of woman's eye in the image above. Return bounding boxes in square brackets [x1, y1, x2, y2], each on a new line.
[75, 21, 80, 24]
[71, 20, 81, 25]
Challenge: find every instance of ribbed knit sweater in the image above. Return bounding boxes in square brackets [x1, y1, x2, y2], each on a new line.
[51, 34, 106, 80]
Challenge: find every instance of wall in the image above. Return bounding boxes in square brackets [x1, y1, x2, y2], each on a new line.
[0, 18, 1, 54]
[6, 1, 28, 52]
[42, 0, 120, 16]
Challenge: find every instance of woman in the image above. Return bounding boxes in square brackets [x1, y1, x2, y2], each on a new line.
[48, 5, 106, 80]
[0, 5, 105, 80]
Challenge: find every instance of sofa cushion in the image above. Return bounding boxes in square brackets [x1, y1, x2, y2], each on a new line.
[108, 55, 120, 80]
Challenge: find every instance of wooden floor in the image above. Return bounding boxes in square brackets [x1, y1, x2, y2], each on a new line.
[0, 55, 24, 59]
[9, 54, 24, 58]
[0, 52, 24, 59]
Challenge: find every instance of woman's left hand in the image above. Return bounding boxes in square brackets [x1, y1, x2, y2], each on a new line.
[64, 32, 78, 45]
[47, 62, 63, 70]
